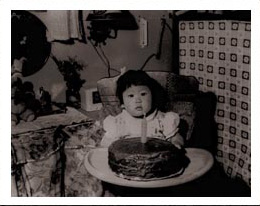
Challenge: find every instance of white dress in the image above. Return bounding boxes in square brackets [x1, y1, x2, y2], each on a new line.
[100, 109, 180, 147]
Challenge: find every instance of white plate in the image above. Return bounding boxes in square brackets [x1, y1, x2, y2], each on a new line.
[84, 148, 214, 188]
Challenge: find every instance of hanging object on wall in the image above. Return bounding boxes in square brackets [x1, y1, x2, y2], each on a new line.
[12, 10, 51, 77]
[45, 10, 86, 43]
[139, 18, 168, 71]
[86, 10, 138, 46]
[139, 17, 148, 48]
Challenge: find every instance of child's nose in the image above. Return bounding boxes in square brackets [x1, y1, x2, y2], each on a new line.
[135, 96, 142, 103]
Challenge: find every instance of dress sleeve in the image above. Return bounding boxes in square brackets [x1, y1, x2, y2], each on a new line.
[100, 115, 118, 147]
[161, 111, 180, 138]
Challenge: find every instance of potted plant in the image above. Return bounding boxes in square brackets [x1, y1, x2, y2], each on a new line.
[52, 55, 86, 108]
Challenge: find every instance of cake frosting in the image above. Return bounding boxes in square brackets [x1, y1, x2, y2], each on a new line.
[108, 137, 189, 180]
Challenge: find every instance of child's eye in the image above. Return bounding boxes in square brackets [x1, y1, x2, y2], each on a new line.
[128, 94, 134, 98]
[141, 92, 147, 96]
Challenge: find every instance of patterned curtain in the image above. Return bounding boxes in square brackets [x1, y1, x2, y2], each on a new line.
[178, 20, 251, 186]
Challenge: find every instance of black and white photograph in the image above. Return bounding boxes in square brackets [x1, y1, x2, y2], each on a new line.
[1, 0, 260, 205]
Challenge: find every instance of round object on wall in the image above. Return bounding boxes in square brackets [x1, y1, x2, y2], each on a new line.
[12, 10, 51, 76]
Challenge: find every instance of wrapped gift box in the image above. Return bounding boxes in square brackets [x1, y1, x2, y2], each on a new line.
[61, 121, 105, 196]
[11, 127, 65, 196]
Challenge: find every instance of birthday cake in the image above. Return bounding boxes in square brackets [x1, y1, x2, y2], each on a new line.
[108, 137, 190, 180]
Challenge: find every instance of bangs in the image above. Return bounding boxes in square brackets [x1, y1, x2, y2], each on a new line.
[123, 72, 152, 89]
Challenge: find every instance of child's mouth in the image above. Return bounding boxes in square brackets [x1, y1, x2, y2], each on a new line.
[135, 106, 143, 111]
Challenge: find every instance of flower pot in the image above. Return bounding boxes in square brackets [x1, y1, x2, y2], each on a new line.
[66, 89, 81, 109]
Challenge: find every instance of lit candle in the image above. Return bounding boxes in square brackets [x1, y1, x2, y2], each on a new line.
[141, 113, 147, 143]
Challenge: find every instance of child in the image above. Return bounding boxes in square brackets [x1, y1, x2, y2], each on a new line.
[100, 70, 184, 148]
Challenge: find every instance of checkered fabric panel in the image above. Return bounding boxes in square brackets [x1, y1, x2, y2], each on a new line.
[178, 20, 251, 186]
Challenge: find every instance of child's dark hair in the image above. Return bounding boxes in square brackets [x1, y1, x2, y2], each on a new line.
[116, 70, 168, 112]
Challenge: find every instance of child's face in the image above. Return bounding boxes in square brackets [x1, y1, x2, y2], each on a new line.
[122, 85, 152, 117]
